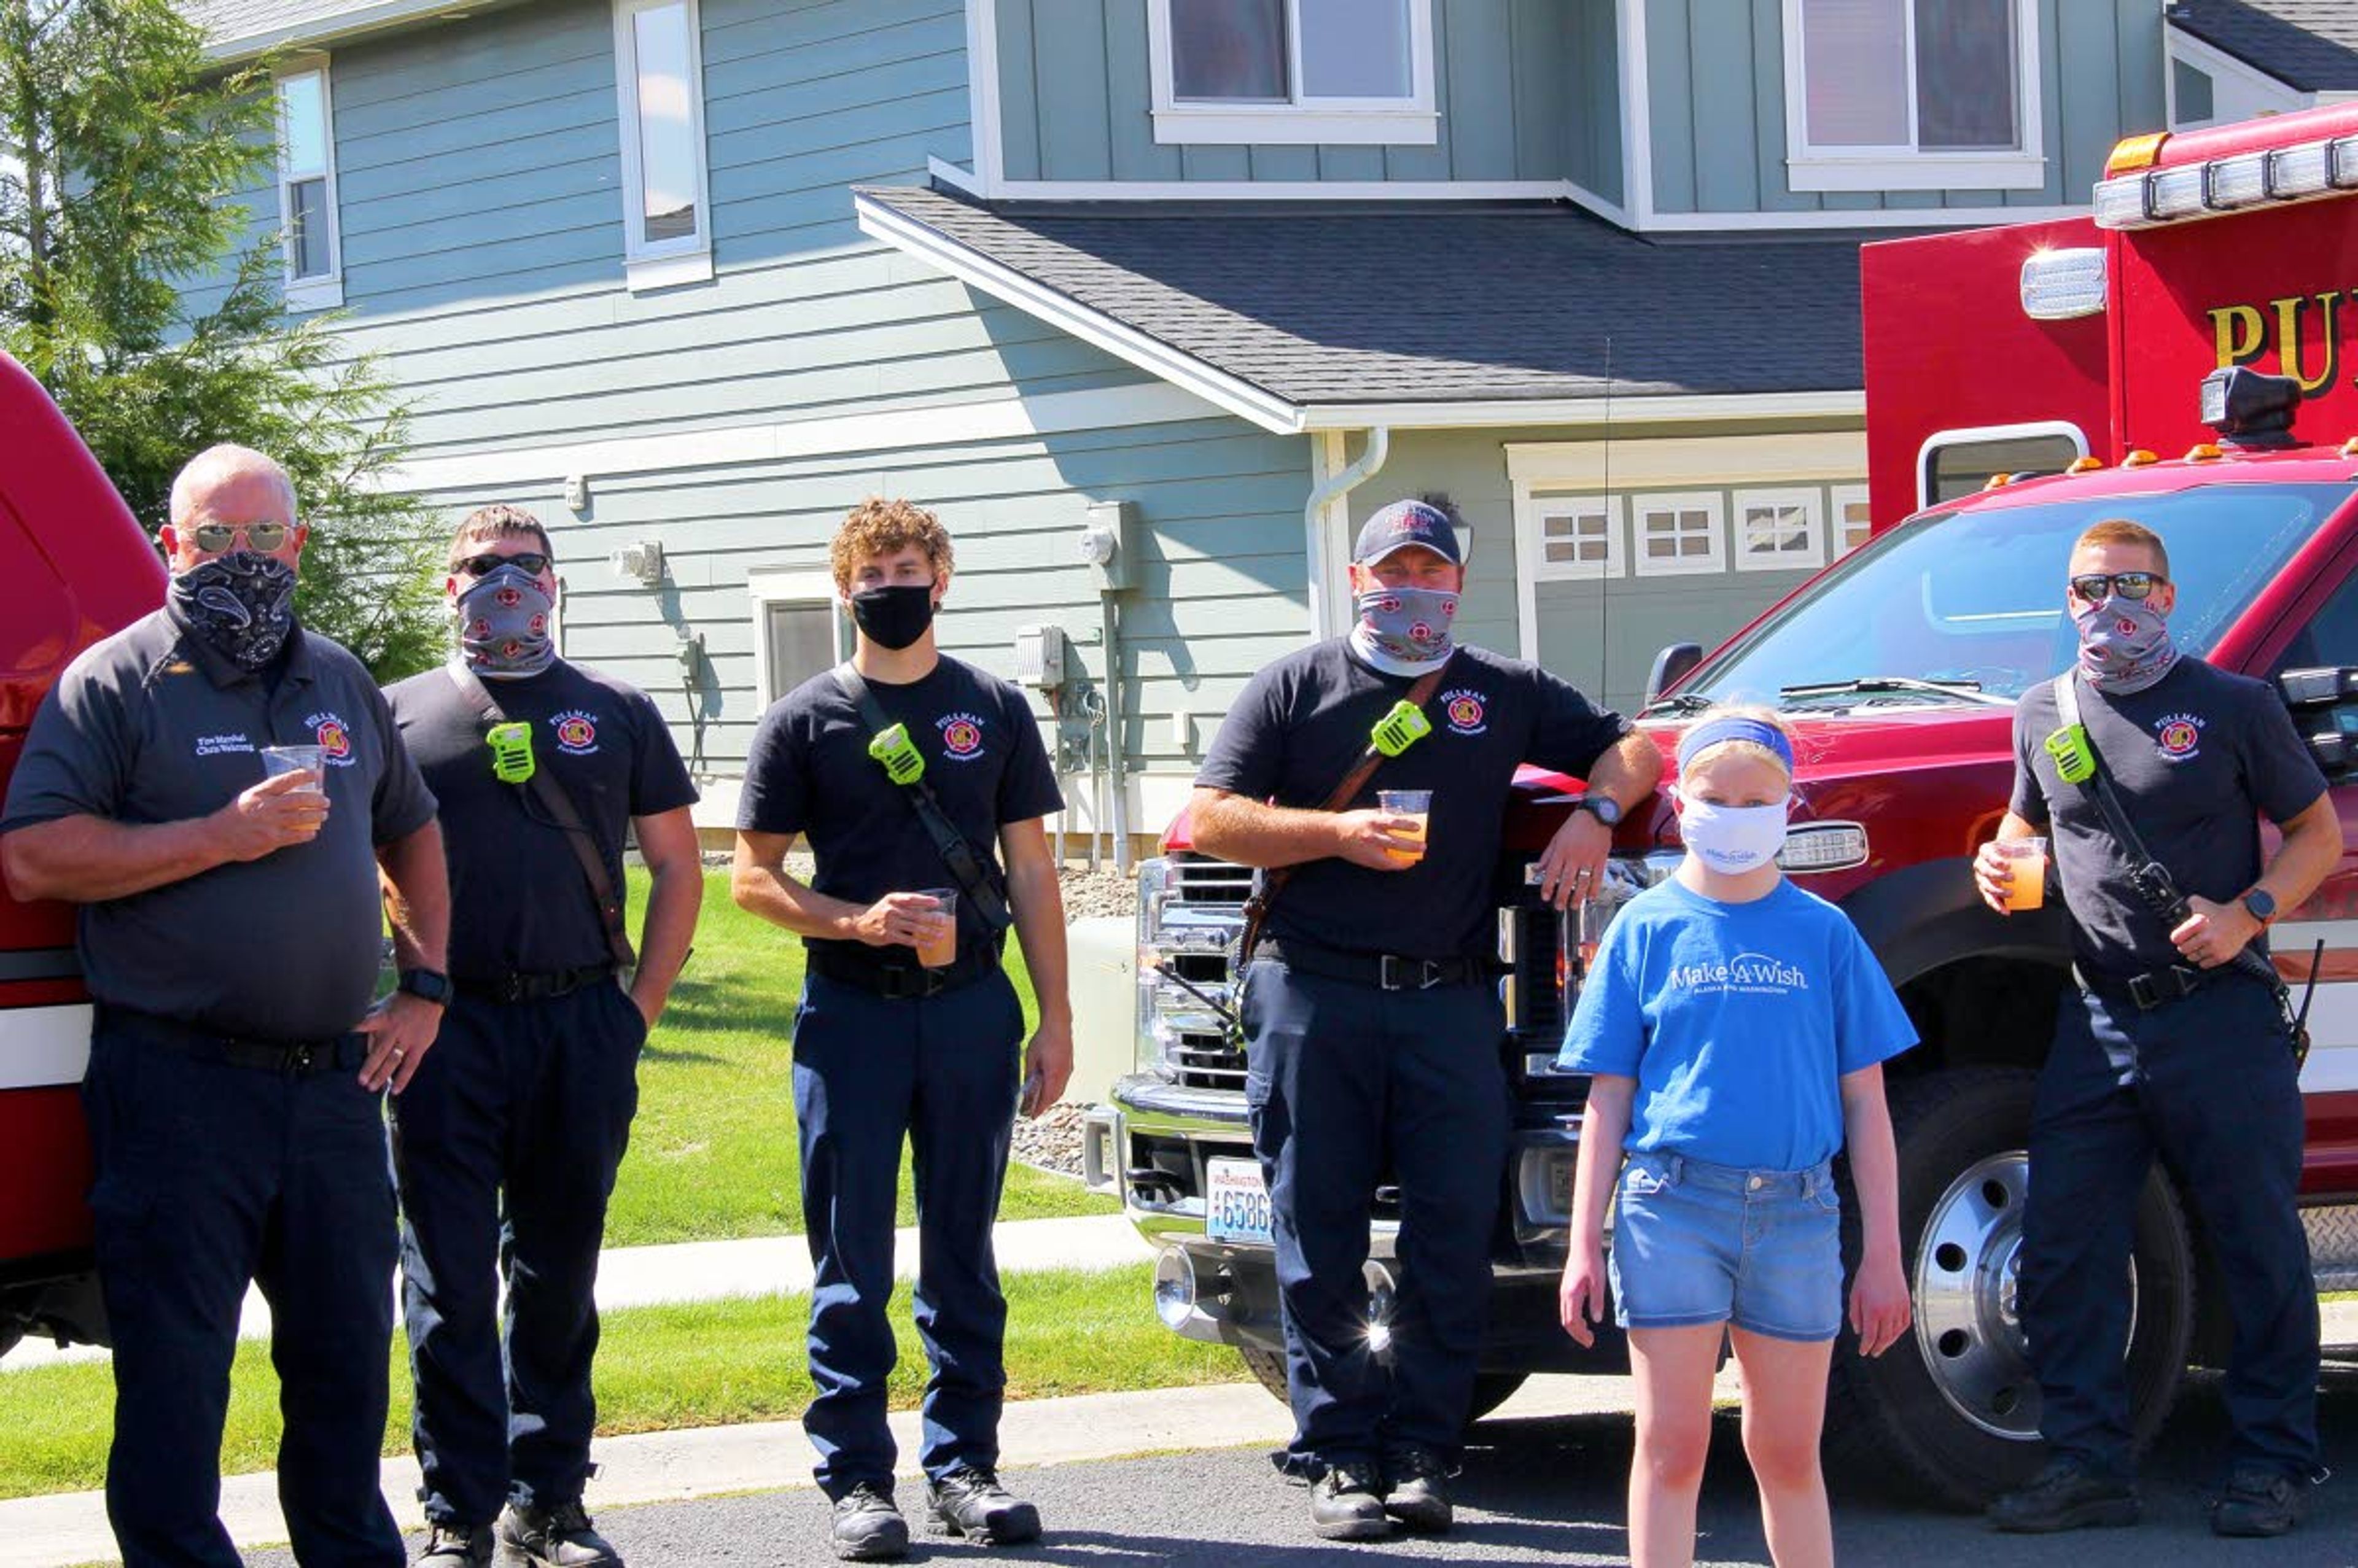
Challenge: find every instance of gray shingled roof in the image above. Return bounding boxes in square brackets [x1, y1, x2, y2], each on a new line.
[855, 186, 1864, 411]
[2169, 1, 2358, 91]
[176, 0, 518, 56]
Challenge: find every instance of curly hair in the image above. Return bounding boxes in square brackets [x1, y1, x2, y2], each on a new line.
[829, 497, 955, 591]
[447, 503, 554, 572]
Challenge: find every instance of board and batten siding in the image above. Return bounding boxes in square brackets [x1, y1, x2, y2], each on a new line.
[1643, 0, 2165, 216]
[994, 0, 1578, 184]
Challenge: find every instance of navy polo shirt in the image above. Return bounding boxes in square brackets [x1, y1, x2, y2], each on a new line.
[1, 607, 437, 1041]
[1196, 640, 1630, 961]
[387, 659, 698, 979]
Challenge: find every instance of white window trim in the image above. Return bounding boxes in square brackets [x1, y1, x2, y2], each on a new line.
[1831, 483, 1874, 556]
[1733, 487, 1826, 573]
[1632, 492, 1727, 578]
[747, 567, 848, 710]
[1780, 0, 2046, 192]
[612, 0, 714, 292]
[1522, 492, 1624, 583]
[1145, 0, 1439, 146]
[274, 56, 343, 312]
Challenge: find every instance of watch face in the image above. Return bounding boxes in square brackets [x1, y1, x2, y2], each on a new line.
[1584, 795, 1621, 826]
[2246, 890, 2278, 922]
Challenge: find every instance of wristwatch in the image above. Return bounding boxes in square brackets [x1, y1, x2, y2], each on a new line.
[397, 967, 454, 1006]
[2241, 888, 2278, 926]
[1573, 794, 1624, 828]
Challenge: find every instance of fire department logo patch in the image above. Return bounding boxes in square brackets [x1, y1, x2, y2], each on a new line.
[938, 712, 987, 761]
[552, 710, 600, 756]
[2154, 712, 2205, 764]
[1442, 688, 1489, 737]
[304, 710, 357, 766]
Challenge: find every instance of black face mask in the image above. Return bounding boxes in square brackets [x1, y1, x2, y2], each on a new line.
[171, 551, 299, 671]
[850, 582, 937, 651]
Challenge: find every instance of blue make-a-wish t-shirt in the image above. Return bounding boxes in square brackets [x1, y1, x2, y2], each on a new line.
[1555, 878, 1917, 1170]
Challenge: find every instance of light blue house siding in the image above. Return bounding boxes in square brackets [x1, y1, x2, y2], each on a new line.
[1645, 0, 2166, 215]
[992, 0, 1585, 184]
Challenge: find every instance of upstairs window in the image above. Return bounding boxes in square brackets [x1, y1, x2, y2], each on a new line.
[1783, 0, 2044, 191]
[275, 62, 341, 311]
[1150, 0, 1437, 146]
[613, 0, 712, 289]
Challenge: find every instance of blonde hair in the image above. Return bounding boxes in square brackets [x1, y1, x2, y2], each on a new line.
[2074, 519, 2169, 578]
[829, 497, 955, 592]
[1678, 703, 1796, 785]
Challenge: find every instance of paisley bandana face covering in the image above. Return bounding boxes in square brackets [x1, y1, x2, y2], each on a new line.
[457, 563, 558, 679]
[2072, 593, 2178, 696]
[171, 552, 298, 671]
[1350, 586, 1458, 675]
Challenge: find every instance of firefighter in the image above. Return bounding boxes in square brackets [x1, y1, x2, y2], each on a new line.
[1975, 519, 2342, 1539]
[730, 498, 1071, 1563]
[0, 445, 448, 1568]
[1190, 497, 1662, 1540]
[383, 506, 704, 1567]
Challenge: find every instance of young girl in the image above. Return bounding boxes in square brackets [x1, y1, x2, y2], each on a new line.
[1557, 707, 1915, 1568]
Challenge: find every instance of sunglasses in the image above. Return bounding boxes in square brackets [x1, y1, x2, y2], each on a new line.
[456, 551, 551, 577]
[187, 520, 294, 554]
[2068, 571, 2168, 603]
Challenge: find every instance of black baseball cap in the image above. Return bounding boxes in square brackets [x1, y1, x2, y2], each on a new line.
[1353, 499, 1462, 567]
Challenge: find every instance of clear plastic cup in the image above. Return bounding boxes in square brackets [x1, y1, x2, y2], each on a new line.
[261, 744, 327, 795]
[1379, 789, 1431, 864]
[916, 888, 959, 968]
[1994, 837, 2049, 911]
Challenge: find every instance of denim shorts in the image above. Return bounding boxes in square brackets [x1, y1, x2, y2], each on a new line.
[1607, 1149, 1844, 1342]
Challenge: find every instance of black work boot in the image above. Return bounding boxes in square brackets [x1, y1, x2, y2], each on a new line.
[927, 1466, 1043, 1545]
[1382, 1445, 1454, 1532]
[830, 1483, 909, 1562]
[1309, 1462, 1392, 1541]
[495, 1499, 623, 1567]
[1986, 1458, 2141, 1533]
[419, 1522, 494, 1566]
[2211, 1467, 2310, 1538]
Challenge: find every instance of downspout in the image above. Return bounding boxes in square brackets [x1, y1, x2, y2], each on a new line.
[1303, 427, 1390, 638]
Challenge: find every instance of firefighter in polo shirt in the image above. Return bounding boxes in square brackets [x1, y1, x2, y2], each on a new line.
[731, 498, 1072, 1564]
[1191, 497, 1662, 1542]
[384, 506, 704, 1568]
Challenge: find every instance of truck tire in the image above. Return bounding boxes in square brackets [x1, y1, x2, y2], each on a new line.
[1823, 1068, 2193, 1509]
[1237, 1348, 1529, 1424]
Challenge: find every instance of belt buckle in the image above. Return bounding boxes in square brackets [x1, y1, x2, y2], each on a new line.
[1379, 955, 1443, 991]
[2127, 972, 2162, 1011]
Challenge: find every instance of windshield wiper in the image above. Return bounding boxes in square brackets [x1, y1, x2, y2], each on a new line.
[1779, 677, 2014, 707]
[1638, 691, 1715, 717]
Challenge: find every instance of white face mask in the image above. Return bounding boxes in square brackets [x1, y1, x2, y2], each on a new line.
[1678, 790, 1791, 874]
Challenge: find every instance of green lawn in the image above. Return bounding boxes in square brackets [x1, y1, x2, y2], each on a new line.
[608, 867, 1113, 1246]
[0, 1265, 1243, 1500]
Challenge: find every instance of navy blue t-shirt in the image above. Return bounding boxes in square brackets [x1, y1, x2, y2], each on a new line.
[737, 656, 1062, 960]
[1558, 879, 1917, 1170]
[1195, 640, 1629, 960]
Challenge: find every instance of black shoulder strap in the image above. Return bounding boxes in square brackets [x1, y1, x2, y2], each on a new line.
[443, 662, 637, 968]
[830, 662, 1013, 932]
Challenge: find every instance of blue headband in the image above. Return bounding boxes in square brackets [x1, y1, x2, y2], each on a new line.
[1676, 717, 1794, 773]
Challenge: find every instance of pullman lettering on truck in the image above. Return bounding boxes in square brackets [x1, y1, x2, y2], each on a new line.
[2209, 293, 2351, 395]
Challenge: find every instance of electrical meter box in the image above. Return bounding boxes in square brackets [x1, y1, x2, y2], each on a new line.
[1078, 500, 1139, 592]
[1014, 624, 1067, 689]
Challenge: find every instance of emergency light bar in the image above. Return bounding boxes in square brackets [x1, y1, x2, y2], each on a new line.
[2094, 131, 2358, 230]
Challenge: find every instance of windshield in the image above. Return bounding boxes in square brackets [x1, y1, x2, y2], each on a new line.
[1669, 482, 2354, 710]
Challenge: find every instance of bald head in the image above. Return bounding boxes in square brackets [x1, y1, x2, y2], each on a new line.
[161, 444, 308, 576]
[169, 444, 297, 529]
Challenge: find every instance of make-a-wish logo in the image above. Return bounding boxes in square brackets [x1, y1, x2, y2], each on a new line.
[1667, 952, 1811, 996]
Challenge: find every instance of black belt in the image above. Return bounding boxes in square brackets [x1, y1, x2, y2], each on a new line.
[807, 944, 999, 999]
[1256, 939, 1488, 992]
[96, 1004, 366, 1076]
[2076, 961, 2212, 1012]
[454, 963, 617, 1004]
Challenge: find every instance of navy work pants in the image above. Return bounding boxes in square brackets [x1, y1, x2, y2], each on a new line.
[1240, 960, 1510, 1472]
[2019, 973, 2318, 1479]
[792, 968, 1024, 1498]
[82, 1013, 402, 1568]
[391, 982, 647, 1526]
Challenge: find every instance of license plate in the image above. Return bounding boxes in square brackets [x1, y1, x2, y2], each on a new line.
[1205, 1157, 1274, 1246]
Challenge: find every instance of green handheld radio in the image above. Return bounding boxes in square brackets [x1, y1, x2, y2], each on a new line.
[868, 723, 927, 785]
[2044, 723, 2096, 785]
[487, 720, 536, 783]
[1369, 700, 1433, 758]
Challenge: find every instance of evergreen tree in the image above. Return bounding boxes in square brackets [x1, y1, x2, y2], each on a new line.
[0, 0, 444, 679]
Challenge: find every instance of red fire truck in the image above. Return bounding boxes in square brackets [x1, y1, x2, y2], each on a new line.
[0, 351, 168, 1358]
[1090, 99, 2358, 1505]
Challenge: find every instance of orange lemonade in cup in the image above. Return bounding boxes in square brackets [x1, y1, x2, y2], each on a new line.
[1996, 837, 2048, 912]
[1379, 790, 1431, 864]
[916, 888, 959, 968]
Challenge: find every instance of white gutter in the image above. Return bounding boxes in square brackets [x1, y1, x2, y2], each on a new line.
[1302, 428, 1388, 640]
[1298, 390, 1866, 430]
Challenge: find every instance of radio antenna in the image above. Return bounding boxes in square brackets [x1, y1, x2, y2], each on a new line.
[1599, 335, 1614, 712]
